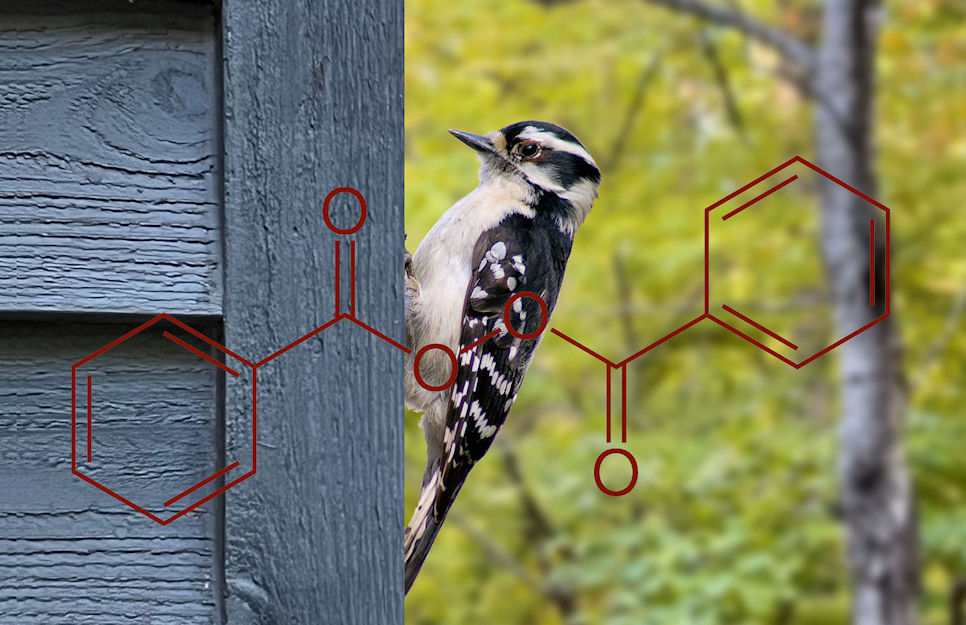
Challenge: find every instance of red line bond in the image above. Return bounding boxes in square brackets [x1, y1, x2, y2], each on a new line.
[345, 316, 411, 354]
[162, 313, 254, 368]
[74, 312, 255, 369]
[85, 463, 259, 526]
[71, 369, 76, 469]
[164, 468, 257, 525]
[152, 370, 259, 524]
[252, 368, 257, 471]
[605, 362, 612, 442]
[164, 332, 241, 377]
[335, 240, 341, 317]
[460, 329, 502, 354]
[549, 328, 618, 367]
[72, 170, 891, 511]
[351, 240, 357, 318]
[886, 211, 890, 315]
[869, 219, 875, 307]
[164, 461, 240, 507]
[708, 314, 799, 367]
[71, 190, 419, 525]
[618, 313, 707, 367]
[554, 314, 708, 447]
[795, 156, 890, 212]
[259, 240, 411, 367]
[705, 156, 801, 213]
[790, 315, 887, 369]
[620, 365, 627, 443]
[73, 471, 166, 525]
[704, 157, 800, 314]
[74, 316, 163, 369]
[86, 376, 92, 463]
[721, 304, 798, 350]
[552, 313, 708, 446]
[256, 314, 348, 367]
[721, 174, 798, 221]
[704, 209, 710, 313]
[555, 156, 891, 497]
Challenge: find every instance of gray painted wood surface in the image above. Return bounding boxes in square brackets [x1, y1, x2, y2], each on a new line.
[221, 0, 404, 622]
[1, 320, 219, 623]
[0, 1, 221, 316]
[1, 2, 223, 623]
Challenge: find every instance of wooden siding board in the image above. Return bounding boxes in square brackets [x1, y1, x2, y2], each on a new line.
[221, 0, 404, 622]
[0, 1, 221, 316]
[0, 321, 219, 623]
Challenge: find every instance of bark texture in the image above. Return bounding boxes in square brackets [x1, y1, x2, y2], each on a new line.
[815, 1, 919, 624]
[638, 1, 920, 622]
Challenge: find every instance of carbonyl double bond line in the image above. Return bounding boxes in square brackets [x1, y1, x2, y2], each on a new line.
[257, 240, 410, 369]
[72, 172, 892, 520]
[550, 312, 707, 446]
[551, 156, 891, 491]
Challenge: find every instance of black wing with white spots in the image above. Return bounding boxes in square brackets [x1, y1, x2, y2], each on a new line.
[434, 211, 573, 518]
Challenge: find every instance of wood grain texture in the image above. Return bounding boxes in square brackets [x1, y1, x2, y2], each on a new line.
[0, 1, 221, 316]
[0, 320, 219, 624]
[221, 0, 404, 622]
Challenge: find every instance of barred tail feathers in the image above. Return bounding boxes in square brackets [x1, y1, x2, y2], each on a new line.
[404, 460, 442, 593]
[404, 458, 466, 593]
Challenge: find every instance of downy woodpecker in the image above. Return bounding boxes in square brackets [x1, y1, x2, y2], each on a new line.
[404, 120, 601, 592]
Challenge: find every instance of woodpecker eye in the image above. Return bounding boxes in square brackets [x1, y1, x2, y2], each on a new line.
[518, 143, 540, 158]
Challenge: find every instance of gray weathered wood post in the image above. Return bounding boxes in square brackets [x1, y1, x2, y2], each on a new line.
[221, 1, 404, 622]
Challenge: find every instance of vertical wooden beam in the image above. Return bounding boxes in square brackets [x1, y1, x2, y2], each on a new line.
[221, 0, 403, 622]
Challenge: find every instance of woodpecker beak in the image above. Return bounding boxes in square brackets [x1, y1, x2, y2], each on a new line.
[449, 129, 497, 156]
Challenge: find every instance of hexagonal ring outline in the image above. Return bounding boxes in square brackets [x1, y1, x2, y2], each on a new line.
[703, 155, 890, 368]
[71, 313, 257, 525]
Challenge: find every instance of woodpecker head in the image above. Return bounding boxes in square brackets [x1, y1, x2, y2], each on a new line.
[449, 120, 601, 233]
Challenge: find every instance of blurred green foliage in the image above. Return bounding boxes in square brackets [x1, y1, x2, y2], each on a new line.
[404, 1, 966, 623]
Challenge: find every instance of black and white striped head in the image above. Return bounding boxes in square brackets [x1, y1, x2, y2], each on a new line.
[450, 120, 602, 233]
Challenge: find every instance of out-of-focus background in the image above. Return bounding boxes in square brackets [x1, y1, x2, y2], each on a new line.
[404, 1, 965, 623]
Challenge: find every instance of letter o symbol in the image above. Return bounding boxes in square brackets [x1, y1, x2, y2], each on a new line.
[593, 448, 638, 497]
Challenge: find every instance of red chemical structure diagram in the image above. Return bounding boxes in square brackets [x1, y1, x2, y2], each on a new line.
[71, 155, 891, 523]
[555, 155, 890, 496]
[71, 187, 413, 525]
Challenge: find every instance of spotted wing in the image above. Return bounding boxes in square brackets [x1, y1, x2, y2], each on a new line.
[433, 213, 563, 518]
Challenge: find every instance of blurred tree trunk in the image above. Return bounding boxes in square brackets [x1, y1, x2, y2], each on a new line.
[952, 578, 966, 625]
[814, 2, 919, 624]
[535, 0, 920, 622]
[629, 1, 920, 623]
